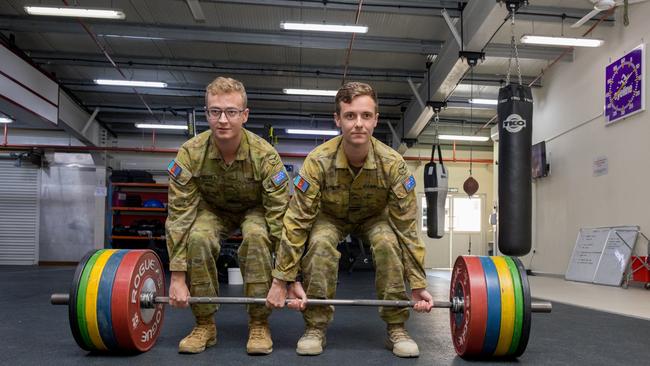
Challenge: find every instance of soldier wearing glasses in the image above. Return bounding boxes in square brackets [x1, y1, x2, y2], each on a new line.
[165, 76, 295, 355]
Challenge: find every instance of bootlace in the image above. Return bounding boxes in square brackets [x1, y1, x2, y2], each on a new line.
[388, 325, 412, 343]
[304, 328, 324, 339]
[250, 325, 268, 340]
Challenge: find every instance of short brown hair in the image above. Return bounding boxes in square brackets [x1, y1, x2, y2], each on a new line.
[335, 81, 378, 115]
[205, 77, 247, 107]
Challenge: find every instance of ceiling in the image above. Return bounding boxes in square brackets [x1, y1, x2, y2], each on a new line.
[0, 0, 613, 148]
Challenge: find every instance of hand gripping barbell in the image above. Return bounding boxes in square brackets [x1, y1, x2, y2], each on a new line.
[50, 249, 551, 358]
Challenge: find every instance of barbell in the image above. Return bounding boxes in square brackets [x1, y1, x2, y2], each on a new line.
[50, 249, 551, 358]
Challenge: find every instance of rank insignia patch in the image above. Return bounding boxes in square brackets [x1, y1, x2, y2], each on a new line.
[293, 175, 310, 193]
[167, 160, 182, 178]
[272, 170, 288, 186]
[403, 175, 416, 192]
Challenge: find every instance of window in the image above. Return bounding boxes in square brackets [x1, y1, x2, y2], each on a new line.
[421, 195, 481, 233]
[451, 196, 481, 232]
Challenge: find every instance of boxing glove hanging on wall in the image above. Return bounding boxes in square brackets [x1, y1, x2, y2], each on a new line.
[497, 83, 533, 256]
[424, 142, 448, 239]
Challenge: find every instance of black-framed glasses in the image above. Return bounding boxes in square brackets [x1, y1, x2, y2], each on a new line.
[204, 107, 245, 120]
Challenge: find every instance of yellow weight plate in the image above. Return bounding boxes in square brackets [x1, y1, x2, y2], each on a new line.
[85, 249, 117, 351]
[491, 256, 515, 356]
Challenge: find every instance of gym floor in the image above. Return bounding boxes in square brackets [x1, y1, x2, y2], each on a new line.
[2, 265, 649, 366]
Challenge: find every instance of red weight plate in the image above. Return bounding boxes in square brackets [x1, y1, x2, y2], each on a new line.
[450, 255, 488, 358]
[111, 250, 166, 352]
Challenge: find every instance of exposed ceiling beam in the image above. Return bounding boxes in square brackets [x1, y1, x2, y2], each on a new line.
[61, 81, 413, 106]
[517, 5, 614, 26]
[202, 0, 465, 17]
[29, 51, 423, 83]
[0, 16, 441, 54]
[400, 1, 509, 140]
[186, 0, 206, 22]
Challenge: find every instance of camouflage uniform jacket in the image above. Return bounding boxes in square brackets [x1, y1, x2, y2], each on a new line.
[166, 129, 290, 271]
[272, 135, 427, 289]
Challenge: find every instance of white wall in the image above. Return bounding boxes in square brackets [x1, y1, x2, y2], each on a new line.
[529, 4, 650, 275]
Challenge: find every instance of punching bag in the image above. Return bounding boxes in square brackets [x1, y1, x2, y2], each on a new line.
[497, 83, 533, 256]
[424, 142, 448, 239]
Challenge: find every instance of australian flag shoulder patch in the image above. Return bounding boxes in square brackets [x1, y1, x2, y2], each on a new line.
[402, 175, 416, 192]
[167, 160, 183, 178]
[272, 170, 288, 186]
[293, 175, 310, 193]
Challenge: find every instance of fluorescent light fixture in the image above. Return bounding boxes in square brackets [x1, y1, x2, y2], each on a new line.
[0, 116, 13, 124]
[283, 88, 338, 97]
[94, 79, 167, 88]
[520, 35, 604, 48]
[135, 123, 188, 130]
[281, 22, 368, 33]
[439, 134, 490, 142]
[286, 129, 340, 136]
[99, 34, 165, 41]
[24, 6, 125, 19]
[469, 98, 498, 105]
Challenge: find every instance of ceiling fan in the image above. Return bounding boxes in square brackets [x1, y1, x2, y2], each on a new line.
[571, 0, 649, 28]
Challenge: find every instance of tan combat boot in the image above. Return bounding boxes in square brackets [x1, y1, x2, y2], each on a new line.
[385, 323, 419, 357]
[246, 320, 273, 355]
[296, 327, 327, 356]
[178, 317, 217, 354]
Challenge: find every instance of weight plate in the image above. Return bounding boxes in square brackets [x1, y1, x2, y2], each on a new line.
[511, 256, 531, 358]
[85, 249, 117, 351]
[491, 256, 515, 356]
[112, 250, 165, 352]
[479, 256, 501, 356]
[449, 256, 488, 358]
[76, 250, 104, 351]
[505, 256, 524, 355]
[68, 250, 97, 351]
[97, 250, 128, 350]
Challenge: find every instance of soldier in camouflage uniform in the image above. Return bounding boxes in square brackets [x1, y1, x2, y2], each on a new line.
[266, 82, 433, 358]
[166, 77, 291, 355]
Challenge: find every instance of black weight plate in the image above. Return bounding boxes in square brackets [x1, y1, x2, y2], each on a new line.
[511, 256, 531, 358]
[68, 250, 97, 351]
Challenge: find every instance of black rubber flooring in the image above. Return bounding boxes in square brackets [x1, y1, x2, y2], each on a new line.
[2, 265, 650, 365]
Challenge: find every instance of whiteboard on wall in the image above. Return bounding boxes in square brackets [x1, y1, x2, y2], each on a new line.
[593, 227, 639, 286]
[565, 226, 639, 285]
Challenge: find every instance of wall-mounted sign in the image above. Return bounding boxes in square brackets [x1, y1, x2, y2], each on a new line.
[593, 156, 608, 177]
[605, 44, 645, 124]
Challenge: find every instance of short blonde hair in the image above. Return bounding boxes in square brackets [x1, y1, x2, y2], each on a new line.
[335, 81, 378, 115]
[205, 77, 247, 107]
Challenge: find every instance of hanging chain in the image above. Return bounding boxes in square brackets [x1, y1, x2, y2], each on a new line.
[469, 66, 474, 176]
[433, 110, 440, 144]
[506, 7, 523, 85]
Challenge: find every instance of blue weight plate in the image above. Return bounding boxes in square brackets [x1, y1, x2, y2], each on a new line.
[97, 250, 128, 351]
[68, 250, 97, 351]
[479, 256, 501, 356]
[511, 256, 531, 358]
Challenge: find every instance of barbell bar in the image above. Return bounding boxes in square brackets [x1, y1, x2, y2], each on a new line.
[51, 293, 552, 313]
[50, 249, 551, 358]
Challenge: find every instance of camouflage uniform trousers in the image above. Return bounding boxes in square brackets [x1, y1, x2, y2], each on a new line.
[186, 203, 274, 321]
[301, 211, 409, 329]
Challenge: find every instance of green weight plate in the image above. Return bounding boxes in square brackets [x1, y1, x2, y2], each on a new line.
[505, 256, 523, 355]
[511, 256, 531, 358]
[68, 250, 97, 351]
[76, 249, 105, 351]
